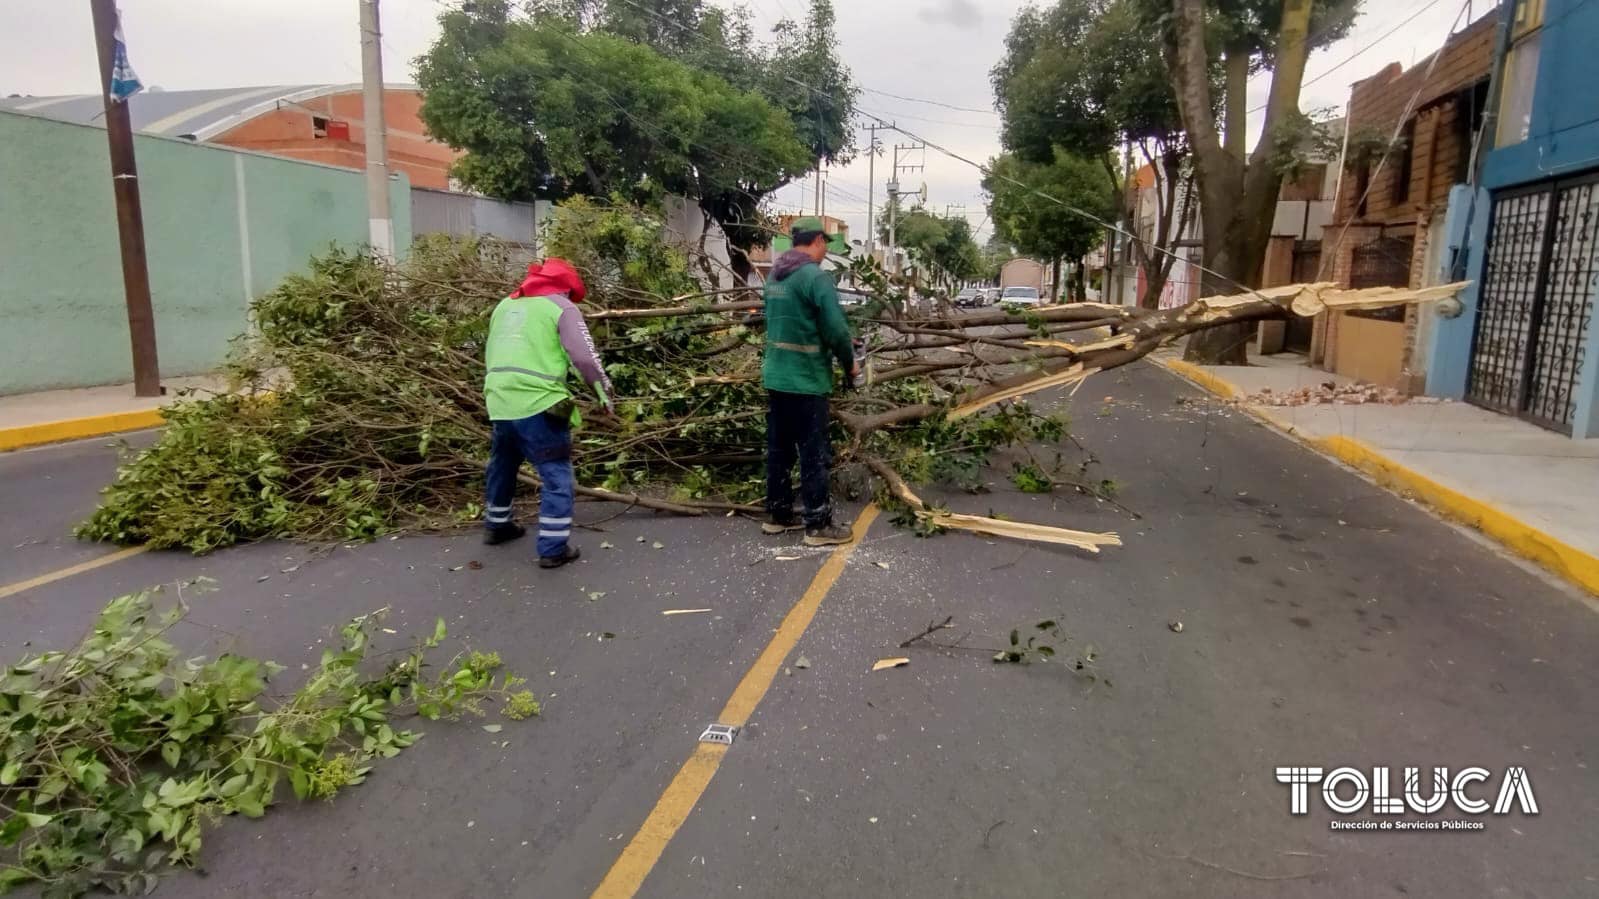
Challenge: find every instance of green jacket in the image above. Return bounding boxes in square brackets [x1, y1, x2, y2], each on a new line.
[761, 251, 854, 395]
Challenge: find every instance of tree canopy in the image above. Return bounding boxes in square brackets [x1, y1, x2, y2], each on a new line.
[984, 150, 1114, 277]
[416, 0, 856, 275]
[877, 204, 985, 290]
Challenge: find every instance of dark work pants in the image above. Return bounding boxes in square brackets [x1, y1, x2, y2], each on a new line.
[765, 390, 832, 528]
[484, 412, 575, 559]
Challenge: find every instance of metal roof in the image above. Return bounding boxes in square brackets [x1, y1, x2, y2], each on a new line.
[0, 84, 411, 141]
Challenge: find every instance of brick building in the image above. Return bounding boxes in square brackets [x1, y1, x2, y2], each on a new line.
[1315, 11, 1496, 391]
[0, 84, 458, 190]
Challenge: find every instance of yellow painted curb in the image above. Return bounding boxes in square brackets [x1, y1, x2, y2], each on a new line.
[1161, 357, 1239, 400]
[1155, 356, 1599, 598]
[1312, 435, 1599, 597]
[0, 408, 166, 452]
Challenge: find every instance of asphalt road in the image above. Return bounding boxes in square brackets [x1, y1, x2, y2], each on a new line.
[2, 363, 1596, 898]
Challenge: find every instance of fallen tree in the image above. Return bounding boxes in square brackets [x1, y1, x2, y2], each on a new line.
[77, 202, 1466, 554]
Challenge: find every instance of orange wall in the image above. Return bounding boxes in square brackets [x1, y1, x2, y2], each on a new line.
[212, 89, 458, 190]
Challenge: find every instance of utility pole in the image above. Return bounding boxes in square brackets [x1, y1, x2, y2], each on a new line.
[886, 140, 925, 276]
[813, 163, 822, 219]
[863, 124, 886, 258]
[818, 169, 828, 220]
[90, 0, 161, 397]
[359, 0, 393, 255]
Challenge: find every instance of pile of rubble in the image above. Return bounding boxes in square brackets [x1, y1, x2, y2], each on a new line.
[1240, 381, 1450, 407]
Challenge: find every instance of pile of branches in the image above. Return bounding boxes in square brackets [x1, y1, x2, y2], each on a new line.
[78, 201, 1464, 553]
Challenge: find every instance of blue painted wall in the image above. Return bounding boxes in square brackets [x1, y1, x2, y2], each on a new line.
[1482, 0, 1599, 189]
[1426, 185, 1492, 398]
[1436, 0, 1599, 437]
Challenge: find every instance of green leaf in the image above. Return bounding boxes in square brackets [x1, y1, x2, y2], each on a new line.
[0, 760, 19, 785]
[432, 617, 448, 644]
[0, 816, 25, 846]
[481, 724, 502, 734]
[218, 774, 248, 798]
[1009, 629, 1020, 647]
[161, 741, 181, 768]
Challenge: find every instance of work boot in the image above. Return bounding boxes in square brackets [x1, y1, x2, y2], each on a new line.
[538, 545, 582, 569]
[803, 522, 855, 547]
[483, 523, 526, 546]
[760, 514, 804, 535]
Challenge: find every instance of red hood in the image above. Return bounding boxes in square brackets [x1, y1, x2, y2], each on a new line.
[512, 257, 587, 303]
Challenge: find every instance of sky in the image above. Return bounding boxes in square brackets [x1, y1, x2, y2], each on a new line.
[1, 0, 1485, 245]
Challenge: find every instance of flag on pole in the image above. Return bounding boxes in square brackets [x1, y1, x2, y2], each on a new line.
[109, 8, 143, 102]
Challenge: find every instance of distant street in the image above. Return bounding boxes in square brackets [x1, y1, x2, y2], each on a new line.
[3, 362, 1596, 898]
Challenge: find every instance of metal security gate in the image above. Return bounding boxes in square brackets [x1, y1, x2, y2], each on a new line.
[1466, 174, 1599, 432]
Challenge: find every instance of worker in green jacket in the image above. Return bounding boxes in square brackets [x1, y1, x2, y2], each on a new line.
[482, 258, 613, 569]
[761, 217, 857, 546]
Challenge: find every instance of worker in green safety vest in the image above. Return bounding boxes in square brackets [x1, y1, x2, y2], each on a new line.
[482, 258, 613, 569]
[760, 217, 858, 547]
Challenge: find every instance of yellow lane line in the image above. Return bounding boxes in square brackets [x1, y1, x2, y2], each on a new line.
[591, 504, 881, 899]
[0, 546, 150, 600]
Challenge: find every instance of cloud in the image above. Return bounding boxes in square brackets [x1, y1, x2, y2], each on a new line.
[917, 0, 982, 28]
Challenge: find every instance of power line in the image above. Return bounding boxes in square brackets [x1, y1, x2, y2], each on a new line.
[861, 87, 998, 117]
[1317, 0, 1474, 278]
[1248, 0, 1448, 113]
[859, 105, 1000, 131]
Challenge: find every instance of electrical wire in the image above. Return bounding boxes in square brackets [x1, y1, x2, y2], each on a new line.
[1317, 0, 1474, 279]
[1248, 0, 1449, 113]
[862, 87, 999, 117]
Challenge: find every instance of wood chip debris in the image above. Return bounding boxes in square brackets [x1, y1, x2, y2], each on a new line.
[871, 657, 910, 672]
[662, 608, 712, 616]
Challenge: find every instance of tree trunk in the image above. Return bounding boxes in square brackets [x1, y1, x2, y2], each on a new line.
[1051, 257, 1062, 302]
[1224, 49, 1249, 162]
[1170, 0, 1315, 365]
[1074, 257, 1087, 302]
[728, 245, 755, 288]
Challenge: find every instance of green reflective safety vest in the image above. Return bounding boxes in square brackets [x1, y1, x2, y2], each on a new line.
[484, 295, 574, 422]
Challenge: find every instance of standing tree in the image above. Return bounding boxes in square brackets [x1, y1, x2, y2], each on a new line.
[984, 150, 1113, 301]
[1169, 0, 1357, 362]
[415, 0, 855, 284]
[994, 0, 1355, 341]
[992, 0, 1193, 309]
[876, 206, 984, 293]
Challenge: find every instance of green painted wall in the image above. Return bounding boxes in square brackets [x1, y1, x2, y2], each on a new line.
[0, 110, 410, 394]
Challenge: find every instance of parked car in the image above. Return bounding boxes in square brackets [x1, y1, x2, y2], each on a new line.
[836, 289, 869, 307]
[954, 287, 985, 308]
[999, 286, 1043, 306]
[981, 287, 1001, 305]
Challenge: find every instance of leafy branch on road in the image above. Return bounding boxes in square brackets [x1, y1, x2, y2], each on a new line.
[900, 615, 1107, 683]
[0, 583, 536, 897]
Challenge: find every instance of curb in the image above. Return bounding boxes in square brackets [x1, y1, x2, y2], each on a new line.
[1155, 356, 1599, 598]
[0, 409, 165, 452]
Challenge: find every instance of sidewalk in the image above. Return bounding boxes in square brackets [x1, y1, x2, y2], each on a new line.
[0, 375, 227, 451]
[1154, 349, 1599, 598]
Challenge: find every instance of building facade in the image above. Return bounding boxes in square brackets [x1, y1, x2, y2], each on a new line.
[0, 85, 458, 190]
[1427, 0, 1599, 437]
[1317, 12, 1496, 391]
